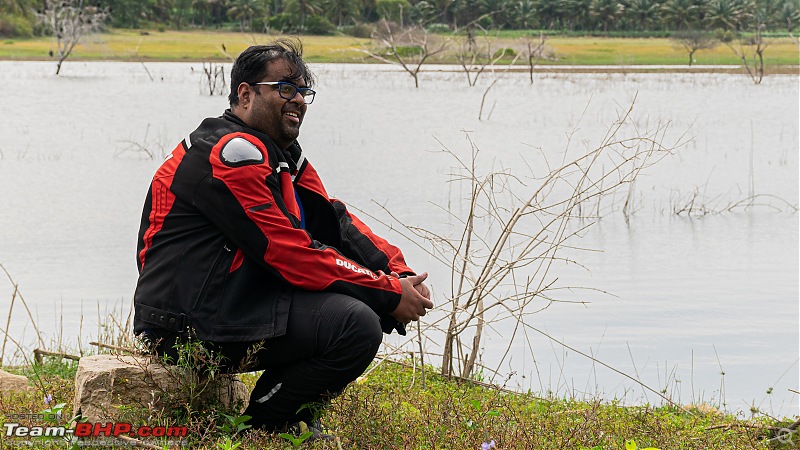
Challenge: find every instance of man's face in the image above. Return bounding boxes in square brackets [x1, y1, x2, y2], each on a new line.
[246, 59, 308, 149]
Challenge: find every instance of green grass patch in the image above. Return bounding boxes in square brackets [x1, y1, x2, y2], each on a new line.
[0, 357, 791, 449]
[1, 29, 797, 67]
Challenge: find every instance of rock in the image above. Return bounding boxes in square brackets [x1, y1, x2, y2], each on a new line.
[685, 402, 722, 415]
[0, 369, 30, 394]
[73, 355, 249, 422]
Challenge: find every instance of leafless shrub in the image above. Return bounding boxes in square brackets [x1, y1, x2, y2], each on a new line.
[365, 99, 683, 382]
[477, 55, 520, 120]
[727, 25, 768, 84]
[0, 264, 45, 365]
[673, 30, 717, 66]
[671, 190, 798, 216]
[37, 0, 108, 75]
[358, 20, 452, 88]
[199, 61, 228, 96]
[521, 32, 549, 84]
[454, 26, 505, 87]
[115, 124, 167, 160]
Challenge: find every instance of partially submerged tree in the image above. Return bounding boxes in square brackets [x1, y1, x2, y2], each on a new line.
[359, 20, 451, 88]
[454, 25, 506, 87]
[37, 0, 107, 75]
[673, 29, 717, 66]
[727, 24, 769, 84]
[521, 32, 548, 83]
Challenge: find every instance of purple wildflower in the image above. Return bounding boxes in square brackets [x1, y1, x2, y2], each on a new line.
[44, 394, 53, 405]
[481, 440, 496, 450]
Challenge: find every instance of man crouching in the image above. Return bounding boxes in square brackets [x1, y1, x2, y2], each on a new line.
[133, 39, 432, 435]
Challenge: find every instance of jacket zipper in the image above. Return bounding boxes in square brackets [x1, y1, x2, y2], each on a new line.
[192, 244, 232, 313]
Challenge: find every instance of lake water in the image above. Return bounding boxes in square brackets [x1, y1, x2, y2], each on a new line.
[0, 61, 797, 417]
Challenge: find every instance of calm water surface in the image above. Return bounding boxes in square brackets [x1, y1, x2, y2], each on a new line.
[0, 61, 797, 415]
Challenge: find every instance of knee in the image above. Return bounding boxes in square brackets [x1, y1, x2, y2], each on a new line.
[345, 300, 383, 355]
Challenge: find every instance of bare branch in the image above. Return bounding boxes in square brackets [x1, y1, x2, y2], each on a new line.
[37, 0, 108, 75]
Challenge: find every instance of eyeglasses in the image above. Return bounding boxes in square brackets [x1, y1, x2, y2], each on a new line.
[249, 81, 316, 104]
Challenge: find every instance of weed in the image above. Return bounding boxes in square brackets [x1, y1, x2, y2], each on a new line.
[625, 438, 661, 450]
[278, 428, 313, 448]
[218, 413, 252, 437]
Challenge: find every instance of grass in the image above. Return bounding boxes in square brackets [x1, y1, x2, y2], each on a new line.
[0, 29, 373, 63]
[539, 36, 799, 66]
[0, 355, 794, 449]
[0, 29, 798, 67]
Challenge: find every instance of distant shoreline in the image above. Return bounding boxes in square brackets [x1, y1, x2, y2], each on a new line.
[3, 59, 797, 75]
[1, 29, 798, 68]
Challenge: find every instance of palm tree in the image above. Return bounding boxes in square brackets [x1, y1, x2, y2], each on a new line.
[173, 0, 193, 28]
[752, 0, 780, 28]
[590, 0, 625, 30]
[192, 0, 209, 25]
[509, 0, 537, 28]
[535, 0, 563, 28]
[322, 0, 359, 25]
[192, 0, 229, 26]
[624, 0, 661, 30]
[476, 0, 511, 28]
[451, 0, 485, 29]
[704, 0, 749, 29]
[284, 0, 321, 29]
[1, 0, 33, 16]
[432, 0, 455, 24]
[410, 0, 438, 25]
[562, 0, 592, 30]
[660, 0, 701, 29]
[776, 0, 800, 31]
[228, 0, 265, 31]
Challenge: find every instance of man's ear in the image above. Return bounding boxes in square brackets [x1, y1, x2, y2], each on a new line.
[237, 82, 253, 109]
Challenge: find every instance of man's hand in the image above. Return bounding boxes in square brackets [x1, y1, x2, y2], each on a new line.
[414, 281, 430, 300]
[391, 273, 434, 324]
[390, 271, 431, 300]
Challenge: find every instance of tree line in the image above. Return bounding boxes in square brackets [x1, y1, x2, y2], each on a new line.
[1, 0, 798, 38]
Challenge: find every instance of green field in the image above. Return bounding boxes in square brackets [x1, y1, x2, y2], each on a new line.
[1, 28, 799, 67]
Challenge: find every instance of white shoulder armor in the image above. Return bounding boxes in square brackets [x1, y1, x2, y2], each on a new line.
[220, 137, 264, 167]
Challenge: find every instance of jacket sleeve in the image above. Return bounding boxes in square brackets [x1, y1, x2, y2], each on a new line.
[181, 132, 403, 314]
[330, 199, 416, 276]
[294, 159, 416, 277]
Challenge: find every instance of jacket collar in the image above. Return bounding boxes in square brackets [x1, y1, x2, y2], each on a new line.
[221, 109, 306, 175]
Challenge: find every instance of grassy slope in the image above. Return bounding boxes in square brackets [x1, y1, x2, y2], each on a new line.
[1, 29, 798, 66]
[0, 358, 790, 449]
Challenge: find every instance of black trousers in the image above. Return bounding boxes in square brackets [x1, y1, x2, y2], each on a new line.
[147, 290, 384, 430]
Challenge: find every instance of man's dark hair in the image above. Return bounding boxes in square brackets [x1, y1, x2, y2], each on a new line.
[228, 39, 315, 106]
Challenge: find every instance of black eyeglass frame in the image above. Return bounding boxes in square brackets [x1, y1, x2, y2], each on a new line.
[249, 81, 316, 104]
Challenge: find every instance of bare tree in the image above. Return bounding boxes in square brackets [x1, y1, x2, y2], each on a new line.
[673, 29, 717, 66]
[37, 0, 107, 75]
[477, 54, 521, 120]
[521, 32, 549, 83]
[358, 20, 451, 88]
[454, 26, 506, 87]
[363, 100, 682, 380]
[727, 25, 768, 84]
[199, 61, 228, 96]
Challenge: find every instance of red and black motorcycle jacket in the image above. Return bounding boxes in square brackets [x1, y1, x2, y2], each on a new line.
[133, 110, 414, 342]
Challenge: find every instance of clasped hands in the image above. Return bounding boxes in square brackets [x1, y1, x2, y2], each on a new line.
[389, 272, 433, 325]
